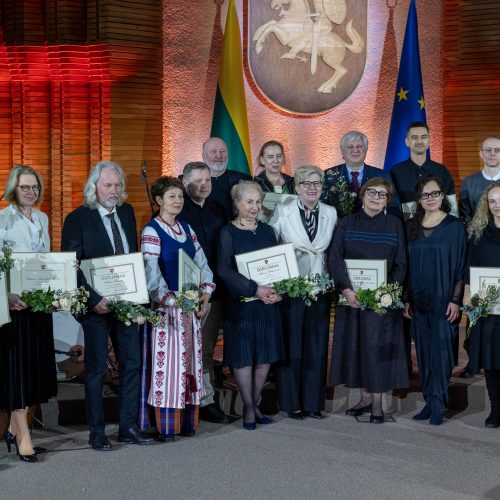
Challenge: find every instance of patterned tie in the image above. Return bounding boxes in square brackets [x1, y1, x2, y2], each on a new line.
[106, 213, 125, 255]
[350, 171, 360, 194]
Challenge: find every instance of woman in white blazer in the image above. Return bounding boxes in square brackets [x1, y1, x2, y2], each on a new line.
[270, 165, 337, 419]
[0, 165, 56, 462]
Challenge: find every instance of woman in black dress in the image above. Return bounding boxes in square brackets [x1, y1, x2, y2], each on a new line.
[404, 175, 466, 425]
[0, 165, 56, 462]
[254, 141, 294, 194]
[330, 177, 407, 423]
[464, 181, 500, 428]
[217, 181, 283, 430]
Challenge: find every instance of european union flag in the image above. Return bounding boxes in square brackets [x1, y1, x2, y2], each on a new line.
[384, 0, 427, 171]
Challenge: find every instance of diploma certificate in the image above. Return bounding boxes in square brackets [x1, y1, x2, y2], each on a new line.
[178, 249, 201, 291]
[258, 193, 297, 224]
[9, 252, 77, 293]
[470, 267, 500, 315]
[235, 243, 299, 285]
[345, 259, 387, 292]
[80, 252, 149, 304]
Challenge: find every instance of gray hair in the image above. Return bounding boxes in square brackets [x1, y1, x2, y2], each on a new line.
[3, 164, 45, 205]
[294, 165, 324, 186]
[83, 160, 127, 208]
[230, 180, 262, 217]
[202, 137, 227, 160]
[183, 161, 210, 180]
[340, 131, 369, 150]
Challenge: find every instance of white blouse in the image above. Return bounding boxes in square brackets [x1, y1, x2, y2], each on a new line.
[141, 218, 215, 305]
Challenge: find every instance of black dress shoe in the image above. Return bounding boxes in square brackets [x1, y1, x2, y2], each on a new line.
[370, 412, 385, 424]
[287, 411, 304, 420]
[199, 403, 231, 424]
[157, 433, 178, 443]
[117, 427, 154, 445]
[306, 411, 325, 419]
[89, 433, 112, 451]
[345, 403, 372, 416]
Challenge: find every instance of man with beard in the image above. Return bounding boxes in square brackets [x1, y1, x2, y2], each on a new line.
[61, 161, 153, 450]
[178, 162, 229, 423]
[202, 137, 251, 219]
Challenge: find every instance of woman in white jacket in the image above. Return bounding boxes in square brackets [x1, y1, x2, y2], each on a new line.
[270, 165, 337, 420]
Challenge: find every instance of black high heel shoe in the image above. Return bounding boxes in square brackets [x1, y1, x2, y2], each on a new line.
[4, 431, 39, 463]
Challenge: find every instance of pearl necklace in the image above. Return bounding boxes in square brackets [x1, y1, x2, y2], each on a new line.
[235, 218, 258, 235]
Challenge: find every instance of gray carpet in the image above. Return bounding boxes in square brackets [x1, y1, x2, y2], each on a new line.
[1, 377, 500, 500]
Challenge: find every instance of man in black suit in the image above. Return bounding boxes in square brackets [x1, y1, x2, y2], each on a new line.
[61, 160, 153, 450]
[322, 130, 401, 218]
[202, 137, 251, 219]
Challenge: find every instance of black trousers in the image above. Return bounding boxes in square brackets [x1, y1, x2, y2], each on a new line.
[82, 312, 140, 434]
[276, 294, 330, 413]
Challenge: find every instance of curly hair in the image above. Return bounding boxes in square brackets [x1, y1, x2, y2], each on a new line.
[151, 176, 183, 203]
[467, 181, 500, 241]
[83, 161, 127, 208]
[409, 175, 451, 241]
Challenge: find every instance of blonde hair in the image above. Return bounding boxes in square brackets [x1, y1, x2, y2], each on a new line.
[468, 182, 500, 240]
[294, 165, 324, 187]
[3, 165, 45, 205]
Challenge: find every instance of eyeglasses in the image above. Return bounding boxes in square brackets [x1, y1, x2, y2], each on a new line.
[483, 148, 500, 154]
[366, 188, 388, 199]
[299, 181, 323, 188]
[419, 190, 443, 200]
[17, 184, 41, 193]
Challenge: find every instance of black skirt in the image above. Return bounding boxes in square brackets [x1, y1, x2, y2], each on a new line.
[0, 310, 57, 411]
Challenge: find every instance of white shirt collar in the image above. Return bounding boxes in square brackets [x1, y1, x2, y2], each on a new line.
[96, 203, 117, 217]
[482, 169, 500, 181]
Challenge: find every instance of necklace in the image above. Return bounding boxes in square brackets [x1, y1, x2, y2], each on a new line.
[158, 215, 182, 235]
[235, 218, 258, 235]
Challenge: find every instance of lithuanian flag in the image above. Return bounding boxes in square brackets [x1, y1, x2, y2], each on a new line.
[210, 0, 252, 175]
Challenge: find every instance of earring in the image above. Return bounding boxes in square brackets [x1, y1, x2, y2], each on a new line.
[384, 206, 387, 215]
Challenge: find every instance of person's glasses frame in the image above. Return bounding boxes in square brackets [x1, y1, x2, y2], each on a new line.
[299, 181, 323, 189]
[365, 188, 388, 199]
[419, 190, 443, 200]
[17, 184, 41, 193]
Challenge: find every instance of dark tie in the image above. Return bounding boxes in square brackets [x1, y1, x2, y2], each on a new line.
[106, 213, 125, 255]
[350, 171, 360, 194]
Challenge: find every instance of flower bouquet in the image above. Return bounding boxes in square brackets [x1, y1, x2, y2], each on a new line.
[173, 284, 201, 313]
[354, 282, 404, 314]
[20, 286, 90, 316]
[461, 285, 500, 338]
[0, 243, 15, 273]
[273, 272, 334, 306]
[324, 169, 358, 217]
[107, 299, 161, 326]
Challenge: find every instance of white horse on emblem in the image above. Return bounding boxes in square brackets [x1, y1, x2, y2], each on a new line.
[253, 0, 364, 93]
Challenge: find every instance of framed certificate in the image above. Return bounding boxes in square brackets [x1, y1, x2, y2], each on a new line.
[9, 252, 77, 294]
[345, 259, 387, 291]
[80, 252, 149, 304]
[178, 249, 201, 291]
[258, 193, 297, 224]
[470, 267, 500, 315]
[235, 243, 299, 285]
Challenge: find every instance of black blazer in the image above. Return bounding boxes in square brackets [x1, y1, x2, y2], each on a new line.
[61, 203, 138, 308]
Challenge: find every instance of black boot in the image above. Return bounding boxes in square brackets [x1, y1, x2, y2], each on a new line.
[484, 370, 500, 428]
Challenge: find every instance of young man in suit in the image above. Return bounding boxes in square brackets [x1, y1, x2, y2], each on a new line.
[322, 130, 402, 218]
[61, 160, 153, 451]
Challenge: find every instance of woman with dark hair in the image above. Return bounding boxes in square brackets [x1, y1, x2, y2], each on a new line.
[254, 141, 294, 194]
[404, 175, 466, 425]
[464, 182, 500, 428]
[0, 165, 56, 462]
[330, 177, 408, 423]
[140, 176, 215, 441]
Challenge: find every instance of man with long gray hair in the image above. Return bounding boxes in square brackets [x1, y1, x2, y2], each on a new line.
[61, 160, 153, 450]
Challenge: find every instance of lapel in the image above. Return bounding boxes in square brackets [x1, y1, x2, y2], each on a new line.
[285, 202, 316, 252]
[90, 208, 114, 255]
[117, 204, 135, 250]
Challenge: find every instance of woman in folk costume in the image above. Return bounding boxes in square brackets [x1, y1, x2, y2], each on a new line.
[270, 165, 337, 420]
[140, 176, 215, 441]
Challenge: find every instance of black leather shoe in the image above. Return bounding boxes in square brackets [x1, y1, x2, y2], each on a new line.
[370, 412, 385, 424]
[89, 433, 112, 451]
[345, 404, 372, 416]
[287, 411, 304, 420]
[199, 403, 231, 424]
[157, 433, 178, 443]
[305, 411, 325, 419]
[117, 427, 154, 445]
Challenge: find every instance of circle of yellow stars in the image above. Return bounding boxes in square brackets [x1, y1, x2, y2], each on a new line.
[396, 86, 425, 109]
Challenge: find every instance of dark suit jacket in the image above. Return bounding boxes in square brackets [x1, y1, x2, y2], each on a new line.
[322, 163, 402, 218]
[61, 203, 138, 308]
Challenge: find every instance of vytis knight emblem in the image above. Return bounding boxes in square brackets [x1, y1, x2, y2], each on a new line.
[246, 0, 367, 114]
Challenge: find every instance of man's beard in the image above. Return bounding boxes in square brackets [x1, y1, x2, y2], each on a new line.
[206, 160, 227, 176]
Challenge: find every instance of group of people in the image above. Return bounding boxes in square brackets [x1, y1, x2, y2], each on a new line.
[1, 124, 500, 463]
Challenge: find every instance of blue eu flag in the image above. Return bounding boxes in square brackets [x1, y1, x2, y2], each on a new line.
[384, 0, 427, 171]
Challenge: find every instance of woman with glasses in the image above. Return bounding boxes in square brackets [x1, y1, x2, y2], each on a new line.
[270, 166, 337, 420]
[254, 141, 295, 194]
[0, 165, 56, 462]
[404, 175, 466, 425]
[330, 177, 408, 423]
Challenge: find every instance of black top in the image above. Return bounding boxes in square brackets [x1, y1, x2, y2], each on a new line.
[390, 157, 455, 204]
[466, 220, 500, 282]
[459, 172, 495, 225]
[254, 172, 295, 194]
[209, 169, 252, 220]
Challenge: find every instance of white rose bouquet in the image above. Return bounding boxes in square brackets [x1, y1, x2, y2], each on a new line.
[21, 286, 89, 316]
[356, 282, 404, 315]
[461, 285, 500, 338]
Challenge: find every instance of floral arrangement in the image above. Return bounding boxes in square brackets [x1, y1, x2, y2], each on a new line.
[107, 299, 161, 326]
[173, 284, 201, 313]
[461, 285, 500, 338]
[324, 169, 358, 217]
[273, 272, 334, 306]
[20, 286, 89, 316]
[0, 244, 15, 273]
[347, 282, 404, 314]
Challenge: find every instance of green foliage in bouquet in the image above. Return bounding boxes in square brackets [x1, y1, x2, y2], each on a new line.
[0, 244, 15, 273]
[273, 273, 334, 306]
[20, 286, 89, 315]
[356, 282, 404, 315]
[461, 285, 500, 338]
[174, 283, 201, 313]
[107, 300, 161, 326]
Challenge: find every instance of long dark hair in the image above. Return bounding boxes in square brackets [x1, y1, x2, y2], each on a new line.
[409, 174, 451, 241]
